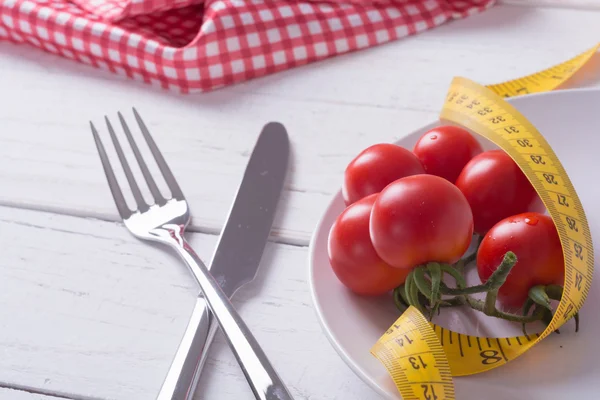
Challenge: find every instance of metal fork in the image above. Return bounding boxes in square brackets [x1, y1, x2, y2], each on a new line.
[90, 109, 294, 400]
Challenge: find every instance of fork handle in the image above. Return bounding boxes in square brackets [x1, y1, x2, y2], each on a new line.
[156, 297, 215, 400]
[171, 238, 294, 400]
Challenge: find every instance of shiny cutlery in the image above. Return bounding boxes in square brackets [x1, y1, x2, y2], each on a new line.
[91, 109, 294, 400]
[156, 120, 290, 399]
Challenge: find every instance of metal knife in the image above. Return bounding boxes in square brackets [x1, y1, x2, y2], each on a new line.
[156, 122, 290, 400]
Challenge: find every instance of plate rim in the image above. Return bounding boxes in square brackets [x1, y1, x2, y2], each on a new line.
[306, 85, 600, 399]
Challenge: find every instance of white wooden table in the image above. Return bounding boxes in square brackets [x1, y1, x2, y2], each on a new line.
[1, 2, 600, 399]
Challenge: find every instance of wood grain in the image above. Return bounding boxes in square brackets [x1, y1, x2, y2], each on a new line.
[1, 5, 600, 245]
[0, 206, 378, 400]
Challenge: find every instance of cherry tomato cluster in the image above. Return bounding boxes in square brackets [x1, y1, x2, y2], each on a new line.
[328, 125, 574, 332]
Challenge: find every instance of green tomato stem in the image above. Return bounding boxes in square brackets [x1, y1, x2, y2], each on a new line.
[544, 284, 564, 301]
[454, 259, 465, 275]
[404, 270, 426, 315]
[528, 285, 553, 312]
[522, 297, 535, 317]
[522, 297, 536, 335]
[393, 252, 563, 330]
[439, 297, 466, 307]
[413, 267, 432, 299]
[541, 307, 560, 334]
[428, 263, 442, 308]
[439, 264, 467, 288]
[393, 286, 408, 313]
[464, 295, 546, 323]
[398, 283, 410, 306]
[483, 289, 499, 316]
[439, 252, 517, 296]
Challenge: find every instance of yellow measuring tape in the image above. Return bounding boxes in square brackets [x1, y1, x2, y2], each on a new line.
[370, 43, 599, 399]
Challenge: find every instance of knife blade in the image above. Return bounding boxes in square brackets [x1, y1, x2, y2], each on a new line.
[156, 122, 290, 400]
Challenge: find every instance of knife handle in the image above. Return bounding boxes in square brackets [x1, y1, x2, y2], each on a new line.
[156, 297, 216, 400]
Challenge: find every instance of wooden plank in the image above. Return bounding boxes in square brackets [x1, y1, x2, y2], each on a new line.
[0, 206, 377, 399]
[1, 5, 600, 245]
[0, 388, 66, 400]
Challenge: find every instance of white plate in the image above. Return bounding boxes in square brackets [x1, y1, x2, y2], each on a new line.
[308, 88, 600, 399]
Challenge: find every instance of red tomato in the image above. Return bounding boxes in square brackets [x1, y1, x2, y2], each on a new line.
[413, 125, 483, 183]
[477, 212, 564, 309]
[370, 175, 473, 270]
[455, 150, 545, 235]
[342, 143, 425, 206]
[327, 194, 411, 296]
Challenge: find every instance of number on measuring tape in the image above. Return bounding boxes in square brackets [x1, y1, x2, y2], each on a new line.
[566, 216, 578, 231]
[371, 43, 599, 400]
[409, 355, 428, 370]
[421, 384, 439, 400]
[479, 350, 502, 365]
[557, 194, 569, 206]
[516, 139, 532, 147]
[574, 243, 584, 260]
[395, 334, 414, 347]
[372, 71, 596, 400]
[543, 173, 557, 185]
[575, 272, 583, 291]
[530, 155, 546, 164]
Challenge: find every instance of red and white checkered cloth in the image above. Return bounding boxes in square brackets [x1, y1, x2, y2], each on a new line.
[0, 0, 495, 93]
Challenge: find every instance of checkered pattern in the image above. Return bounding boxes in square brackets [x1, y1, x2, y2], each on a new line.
[70, 0, 203, 22]
[0, 0, 495, 93]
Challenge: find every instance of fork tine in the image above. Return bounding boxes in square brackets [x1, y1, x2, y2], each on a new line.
[90, 122, 132, 219]
[105, 116, 150, 212]
[118, 112, 166, 206]
[132, 107, 184, 200]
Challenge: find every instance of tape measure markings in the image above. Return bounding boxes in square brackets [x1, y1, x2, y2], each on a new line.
[441, 77, 594, 309]
[370, 43, 597, 399]
[486, 43, 599, 98]
[446, 78, 593, 332]
[372, 307, 456, 400]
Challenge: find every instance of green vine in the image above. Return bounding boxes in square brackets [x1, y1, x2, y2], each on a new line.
[392, 249, 579, 334]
